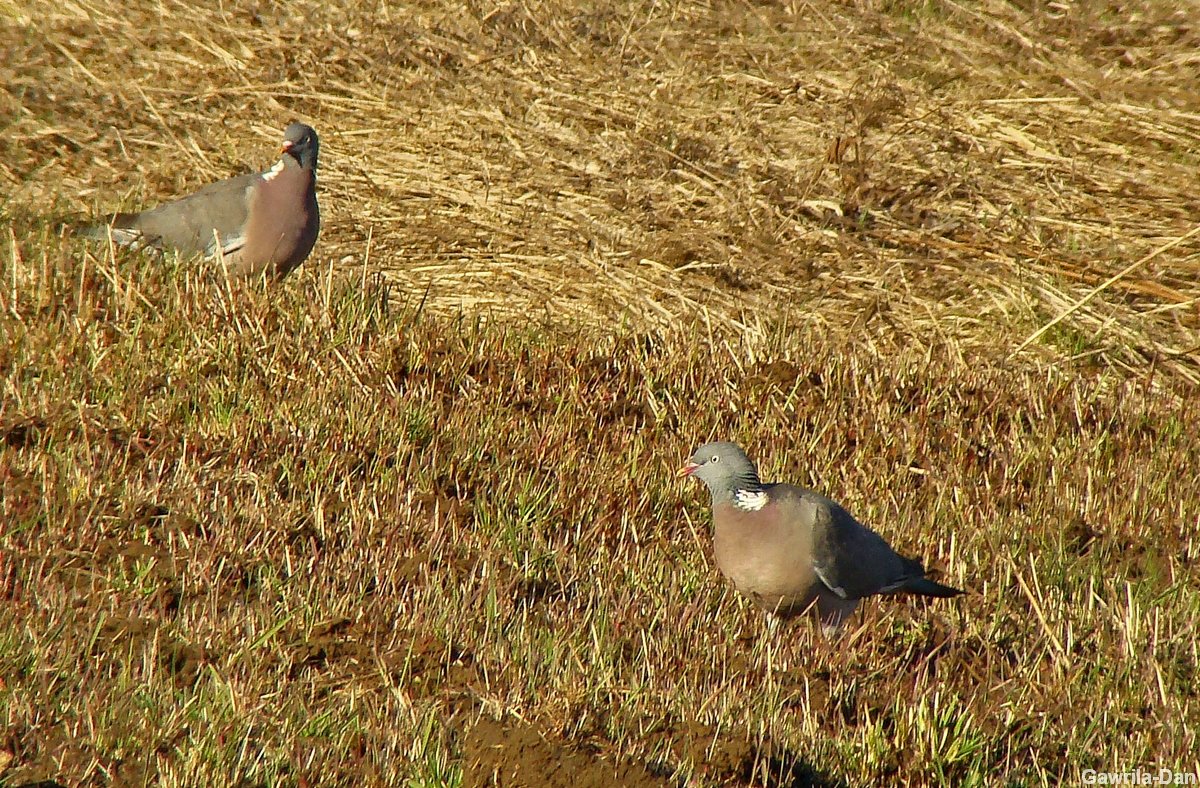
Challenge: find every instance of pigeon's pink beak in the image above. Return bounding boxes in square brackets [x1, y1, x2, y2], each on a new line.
[676, 462, 700, 478]
[281, 140, 294, 154]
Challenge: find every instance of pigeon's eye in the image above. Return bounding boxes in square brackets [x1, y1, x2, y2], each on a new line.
[711, 455, 720, 463]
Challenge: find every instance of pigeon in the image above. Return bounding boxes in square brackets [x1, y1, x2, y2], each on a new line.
[78, 122, 320, 279]
[680, 441, 962, 634]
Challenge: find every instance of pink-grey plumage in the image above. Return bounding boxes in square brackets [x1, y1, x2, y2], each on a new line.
[680, 441, 962, 635]
[79, 122, 320, 279]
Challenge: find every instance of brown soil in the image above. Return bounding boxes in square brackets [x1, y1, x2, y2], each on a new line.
[461, 716, 667, 788]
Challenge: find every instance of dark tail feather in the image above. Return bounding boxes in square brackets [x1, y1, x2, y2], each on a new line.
[71, 223, 109, 240]
[107, 212, 140, 229]
[904, 576, 964, 598]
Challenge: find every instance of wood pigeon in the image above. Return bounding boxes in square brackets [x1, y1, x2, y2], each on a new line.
[680, 441, 963, 635]
[79, 122, 320, 279]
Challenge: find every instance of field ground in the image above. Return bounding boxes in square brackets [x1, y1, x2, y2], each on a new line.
[2, 0, 1200, 785]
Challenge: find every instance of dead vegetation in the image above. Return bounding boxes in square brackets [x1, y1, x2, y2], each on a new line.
[5, 0, 1200, 383]
[2, 0, 1200, 785]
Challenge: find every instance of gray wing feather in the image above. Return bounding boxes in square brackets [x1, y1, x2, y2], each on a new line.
[90, 172, 260, 258]
[785, 485, 913, 600]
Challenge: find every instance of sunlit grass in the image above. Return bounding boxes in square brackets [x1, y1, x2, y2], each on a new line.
[3, 230, 1197, 784]
[4, 0, 1200, 782]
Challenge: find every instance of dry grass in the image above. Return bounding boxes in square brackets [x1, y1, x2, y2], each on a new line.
[5, 0, 1200, 381]
[2, 0, 1200, 785]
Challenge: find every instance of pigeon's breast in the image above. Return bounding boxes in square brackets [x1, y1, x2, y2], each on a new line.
[239, 165, 320, 276]
[712, 499, 820, 617]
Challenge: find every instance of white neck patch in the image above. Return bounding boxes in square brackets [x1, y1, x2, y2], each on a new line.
[261, 159, 286, 182]
[733, 488, 768, 511]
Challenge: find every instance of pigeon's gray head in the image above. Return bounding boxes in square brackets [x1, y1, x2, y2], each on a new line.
[679, 441, 763, 502]
[281, 122, 319, 170]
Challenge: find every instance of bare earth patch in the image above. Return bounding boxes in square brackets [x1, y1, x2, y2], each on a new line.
[461, 716, 665, 788]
